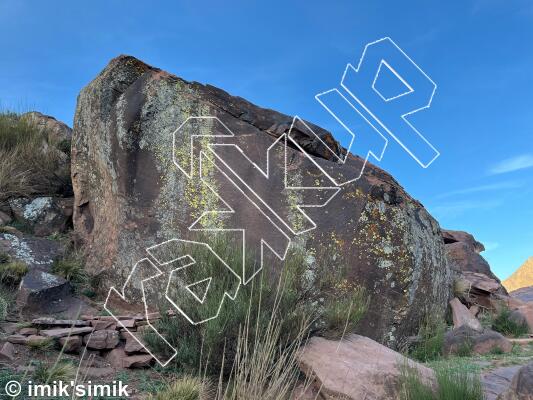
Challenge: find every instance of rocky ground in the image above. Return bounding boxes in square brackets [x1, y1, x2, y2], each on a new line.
[0, 57, 532, 399]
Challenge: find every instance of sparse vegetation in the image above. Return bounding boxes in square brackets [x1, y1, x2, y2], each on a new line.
[0, 260, 28, 284]
[0, 111, 71, 201]
[33, 360, 76, 383]
[148, 376, 211, 400]
[144, 238, 368, 376]
[218, 297, 310, 400]
[27, 337, 55, 351]
[453, 278, 471, 300]
[409, 315, 446, 362]
[491, 306, 529, 338]
[52, 254, 87, 285]
[0, 251, 9, 264]
[400, 362, 483, 400]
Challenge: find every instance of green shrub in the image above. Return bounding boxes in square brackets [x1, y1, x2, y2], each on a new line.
[410, 316, 446, 362]
[492, 307, 529, 338]
[455, 338, 473, 357]
[143, 237, 368, 376]
[0, 261, 28, 284]
[0, 111, 71, 201]
[401, 362, 483, 400]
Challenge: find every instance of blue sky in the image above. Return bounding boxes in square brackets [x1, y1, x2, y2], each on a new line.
[0, 0, 531, 279]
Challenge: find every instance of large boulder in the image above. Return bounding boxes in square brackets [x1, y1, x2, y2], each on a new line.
[71, 55, 452, 346]
[8, 196, 73, 236]
[443, 325, 513, 356]
[297, 334, 436, 400]
[21, 111, 72, 144]
[449, 297, 483, 331]
[443, 229, 507, 309]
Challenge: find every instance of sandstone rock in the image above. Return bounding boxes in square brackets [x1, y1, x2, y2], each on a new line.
[0, 210, 12, 226]
[123, 332, 147, 354]
[444, 326, 513, 356]
[7, 335, 28, 344]
[21, 111, 72, 143]
[297, 334, 435, 400]
[32, 317, 90, 326]
[0, 342, 15, 363]
[58, 336, 82, 353]
[443, 229, 507, 307]
[90, 319, 117, 330]
[483, 365, 522, 400]
[0, 232, 62, 269]
[0, 322, 20, 335]
[497, 362, 533, 400]
[470, 305, 480, 317]
[8, 197, 73, 236]
[511, 305, 533, 333]
[106, 346, 127, 368]
[291, 384, 323, 400]
[0, 342, 15, 362]
[72, 55, 451, 346]
[41, 326, 94, 338]
[117, 319, 135, 329]
[463, 271, 503, 294]
[17, 328, 38, 336]
[122, 354, 153, 369]
[511, 286, 533, 304]
[442, 230, 485, 253]
[83, 330, 119, 349]
[450, 297, 483, 331]
[16, 269, 71, 314]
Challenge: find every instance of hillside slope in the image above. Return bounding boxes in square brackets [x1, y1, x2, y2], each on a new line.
[503, 257, 533, 292]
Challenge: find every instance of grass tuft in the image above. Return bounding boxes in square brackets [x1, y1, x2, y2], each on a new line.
[148, 376, 211, 400]
[33, 361, 75, 383]
[0, 260, 28, 284]
[409, 316, 446, 362]
[401, 362, 483, 400]
[491, 306, 529, 338]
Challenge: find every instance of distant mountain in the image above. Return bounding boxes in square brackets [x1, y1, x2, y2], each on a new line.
[503, 257, 533, 292]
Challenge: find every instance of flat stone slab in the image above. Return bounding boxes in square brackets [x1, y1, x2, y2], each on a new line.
[482, 365, 522, 400]
[40, 327, 94, 338]
[32, 317, 90, 326]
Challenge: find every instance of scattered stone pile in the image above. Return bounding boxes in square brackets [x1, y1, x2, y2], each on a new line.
[4, 314, 161, 369]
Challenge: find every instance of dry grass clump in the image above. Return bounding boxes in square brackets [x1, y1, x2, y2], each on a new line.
[0, 111, 70, 202]
[0, 260, 28, 284]
[148, 376, 212, 400]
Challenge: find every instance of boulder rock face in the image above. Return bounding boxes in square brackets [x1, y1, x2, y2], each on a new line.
[297, 334, 436, 400]
[21, 111, 72, 144]
[8, 197, 73, 236]
[450, 297, 483, 331]
[71, 55, 451, 346]
[443, 325, 513, 356]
